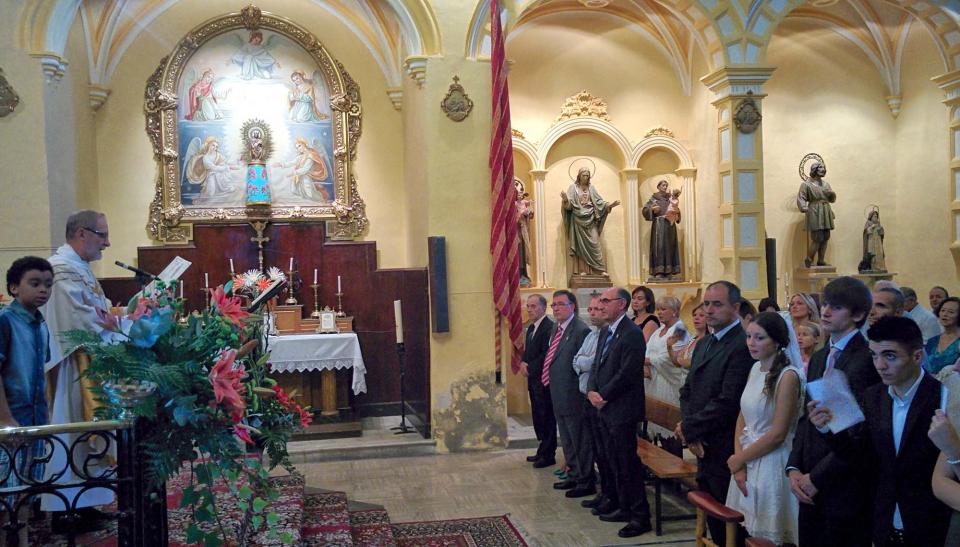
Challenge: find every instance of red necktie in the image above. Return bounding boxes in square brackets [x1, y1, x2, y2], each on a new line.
[541, 325, 564, 386]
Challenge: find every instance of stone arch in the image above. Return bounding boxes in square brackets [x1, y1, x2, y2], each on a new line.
[630, 134, 695, 170]
[750, 0, 957, 72]
[535, 117, 632, 171]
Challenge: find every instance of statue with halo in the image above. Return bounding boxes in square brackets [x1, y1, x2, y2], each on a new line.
[796, 153, 836, 268]
[561, 158, 619, 285]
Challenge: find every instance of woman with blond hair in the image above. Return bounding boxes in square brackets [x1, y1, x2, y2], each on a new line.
[644, 296, 688, 405]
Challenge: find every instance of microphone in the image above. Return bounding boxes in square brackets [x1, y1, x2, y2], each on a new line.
[115, 260, 157, 280]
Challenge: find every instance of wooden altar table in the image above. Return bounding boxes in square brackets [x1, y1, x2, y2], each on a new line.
[268, 333, 367, 416]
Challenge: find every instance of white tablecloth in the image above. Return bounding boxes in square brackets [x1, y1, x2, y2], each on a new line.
[267, 333, 367, 394]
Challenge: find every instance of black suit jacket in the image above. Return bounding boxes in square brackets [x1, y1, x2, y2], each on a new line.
[523, 316, 555, 384]
[678, 322, 753, 479]
[826, 374, 950, 546]
[586, 315, 647, 425]
[548, 317, 592, 416]
[786, 332, 880, 516]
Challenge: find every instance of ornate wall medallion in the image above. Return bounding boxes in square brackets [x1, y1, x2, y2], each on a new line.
[0, 68, 20, 118]
[734, 91, 761, 134]
[441, 76, 473, 122]
[555, 90, 610, 122]
[144, 5, 367, 243]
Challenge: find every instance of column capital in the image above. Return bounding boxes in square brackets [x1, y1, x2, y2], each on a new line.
[529, 169, 548, 179]
[89, 85, 111, 112]
[619, 167, 643, 177]
[701, 66, 775, 102]
[675, 167, 697, 178]
[385, 87, 403, 111]
[403, 55, 427, 87]
[933, 70, 960, 105]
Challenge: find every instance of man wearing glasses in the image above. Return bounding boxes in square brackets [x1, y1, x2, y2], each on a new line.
[587, 287, 652, 537]
[40, 210, 114, 531]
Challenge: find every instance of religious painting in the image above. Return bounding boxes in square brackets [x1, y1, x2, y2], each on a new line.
[145, 5, 366, 243]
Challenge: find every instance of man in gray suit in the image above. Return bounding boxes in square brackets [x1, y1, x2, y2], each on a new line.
[546, 290, 593, 498]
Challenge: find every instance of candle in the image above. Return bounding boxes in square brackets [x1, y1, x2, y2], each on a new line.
[394, 300, 404, 344]
[313, 268, 318, 284]
[289, 257, 294, 271]
[179, 281, 184, 299]
[229, 259, 235, 274]
[337, 275, 342, 293]
[204, 272, 209, 287]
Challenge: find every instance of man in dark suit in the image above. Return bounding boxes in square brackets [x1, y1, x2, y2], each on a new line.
[786, 276, 879, 547]
[676, 280, 753, 545]
[546, 290, 593, 497]
[587, 286, 651, 538]
[521, 294, 556, 467]
[809, 316, 950, 547]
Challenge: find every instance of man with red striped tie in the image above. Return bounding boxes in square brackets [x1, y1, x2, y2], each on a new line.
[520, 294, 556, 467]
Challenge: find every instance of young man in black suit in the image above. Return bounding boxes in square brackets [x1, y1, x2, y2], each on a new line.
[546, 290, 594, 497]
[809, 316, 950, 546]
[676, 280, 753, 545]
[587, 286, 651, 538]
[786, 276, 879, 547]
[521, 294, 556, 467]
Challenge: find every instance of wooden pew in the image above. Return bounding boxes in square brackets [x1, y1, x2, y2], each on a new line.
[637, 396, 698, 535]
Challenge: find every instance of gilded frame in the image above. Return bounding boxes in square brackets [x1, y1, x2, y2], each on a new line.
[144, 5, 367, 243]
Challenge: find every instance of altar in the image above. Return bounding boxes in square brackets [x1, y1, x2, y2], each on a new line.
[268, 332, 367, 417]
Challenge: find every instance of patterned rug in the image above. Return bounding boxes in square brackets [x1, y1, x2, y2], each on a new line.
[390, 515, 528, 547]
[300, 490, 353, 546]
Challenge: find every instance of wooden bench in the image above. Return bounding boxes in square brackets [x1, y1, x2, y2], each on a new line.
[637, 396, 698, 535]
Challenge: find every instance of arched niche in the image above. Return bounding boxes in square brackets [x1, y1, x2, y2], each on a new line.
[625, 133, 699, 285]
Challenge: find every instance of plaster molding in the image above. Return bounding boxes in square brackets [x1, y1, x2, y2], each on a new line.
[535, 117, 632, 171]
[386, 87, 403, 111]
[404, 55, 427, 87]
[89, 84, 111, 111]
[29, 52, 68, 83]
[511, 135, 538, 166]
[555, 90, 611, 123]
[933, 70, 960, 103]
[701, 66, 775, 101]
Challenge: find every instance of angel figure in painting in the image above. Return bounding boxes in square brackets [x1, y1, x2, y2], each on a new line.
[183, 136, 239, 199]
[287, 70, 329, 123]
[859, 206, 886, 273]
[183, 68, 230, 121]
[272, 138, 332, 202]
[230, 31, 281, 80]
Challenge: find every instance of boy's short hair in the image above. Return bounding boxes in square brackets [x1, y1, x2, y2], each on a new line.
[822, 276, 872, 328]
[738, 297, 757, 320]
[866, 315, 924, 353]
[6, 256, 53, 297]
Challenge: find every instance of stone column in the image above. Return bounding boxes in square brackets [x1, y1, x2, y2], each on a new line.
[701, 67, 775, 300]
[675, 167, 698, 281]
[530, 169, 549, 287]
[620, 167, 643, 284]
[933, 70, 960, 268]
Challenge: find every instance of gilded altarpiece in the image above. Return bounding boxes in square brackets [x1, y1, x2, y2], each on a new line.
[144, 5, 367, 243]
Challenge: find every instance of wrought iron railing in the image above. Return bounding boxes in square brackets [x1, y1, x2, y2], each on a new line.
[0, 419, 167, 547]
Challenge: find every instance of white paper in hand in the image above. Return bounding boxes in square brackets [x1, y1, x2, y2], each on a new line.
[942, 372, 960, 430]
[806, 369, 865, 433]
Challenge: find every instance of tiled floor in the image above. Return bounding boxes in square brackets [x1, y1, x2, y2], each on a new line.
[294, 431, 698, 546]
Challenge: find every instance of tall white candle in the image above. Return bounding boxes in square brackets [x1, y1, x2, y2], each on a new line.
[289, 257, 294, 271]
[179, 281, 184, 299]
[229, 259, 234, 274]
[337, 275, 342, 293]
[394, 300, 404, 344]
[313, 268, 318, 284]
[204, 272, 209, 287]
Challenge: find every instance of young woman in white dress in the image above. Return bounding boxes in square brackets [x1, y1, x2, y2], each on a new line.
[725, 311, 804, 545]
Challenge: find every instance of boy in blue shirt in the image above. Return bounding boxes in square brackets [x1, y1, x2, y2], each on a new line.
[0, 256, 54, 518]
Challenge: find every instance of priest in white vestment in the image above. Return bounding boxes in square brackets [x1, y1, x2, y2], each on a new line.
[40, 210, 115, 518]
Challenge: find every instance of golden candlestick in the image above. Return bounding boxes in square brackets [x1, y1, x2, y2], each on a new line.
[202, 287, 211, 310]
[285, 269, 298, 305]
[335, 291, 345, 317]
[310, 284, 321, 319]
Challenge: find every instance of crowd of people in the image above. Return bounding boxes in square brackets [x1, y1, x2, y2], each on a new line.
[519, 278, 960, 545]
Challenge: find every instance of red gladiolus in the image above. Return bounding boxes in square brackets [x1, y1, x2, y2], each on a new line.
[271, 385, 291, 408]
[208, 349, 247, 422]
[210, 286, 250, 327]
[234, 425, 254, 445]
[297, 406, 313, 428]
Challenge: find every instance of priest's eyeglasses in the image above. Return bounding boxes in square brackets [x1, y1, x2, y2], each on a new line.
[83, 227, 109, 239]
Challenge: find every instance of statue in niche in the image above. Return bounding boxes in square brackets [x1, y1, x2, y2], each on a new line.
[796, 153, 836, 268]
[859, 206, 886, 273]
[515, 179, 534, 287]
[642, 180, 682, 281]
[561, 163, 619, 276]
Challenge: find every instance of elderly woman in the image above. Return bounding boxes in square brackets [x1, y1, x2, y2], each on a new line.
[644, 296, 689, 406]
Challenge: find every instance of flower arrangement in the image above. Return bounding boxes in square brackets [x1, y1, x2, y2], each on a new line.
[231, 267, 286, 299]
[67, 279, 310, 546]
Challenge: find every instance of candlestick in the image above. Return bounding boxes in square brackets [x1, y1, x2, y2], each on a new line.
[313, 268, 318, 285]
[393, 300, 404, 344]
[229, 258, 234, 274]
[202, 286, 211, 310]
[337, 275, 342, 293]
[310, 284, 321, 319]
[335, 291, 345, 317]
[285, 269, 298, 305]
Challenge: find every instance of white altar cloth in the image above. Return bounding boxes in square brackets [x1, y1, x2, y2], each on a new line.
[267, 333, 367, 394]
